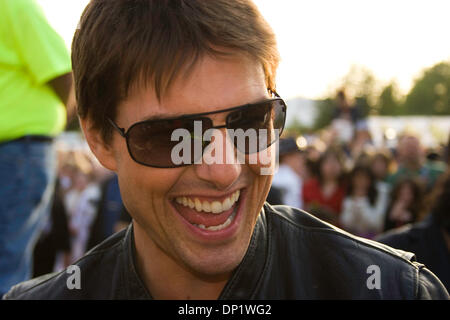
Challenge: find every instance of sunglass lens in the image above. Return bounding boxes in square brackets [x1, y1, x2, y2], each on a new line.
[227, 100, 286, 154]
[127, 118, 212, 167]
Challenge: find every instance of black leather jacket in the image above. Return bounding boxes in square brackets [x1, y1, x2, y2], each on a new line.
[4, 204, 449, 299]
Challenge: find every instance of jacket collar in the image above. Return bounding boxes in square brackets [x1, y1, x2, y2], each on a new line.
[121, 225, 152, 299]
[120, 206, 270, 300]
[218, 208, 269, 299]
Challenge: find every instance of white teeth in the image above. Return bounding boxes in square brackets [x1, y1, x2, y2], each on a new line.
[211, 201, 223, 214]
[202, 201, 211, 213]
[194, 211, 236, 231]
[222, 197, 232, 211]
[194, 198, 202, 211]
[175, 190, 241, 214]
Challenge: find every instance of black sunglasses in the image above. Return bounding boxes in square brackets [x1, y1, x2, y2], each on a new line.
[108, 95, 287, 168]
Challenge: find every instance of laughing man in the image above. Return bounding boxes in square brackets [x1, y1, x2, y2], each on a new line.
[4, 0, 448, 299]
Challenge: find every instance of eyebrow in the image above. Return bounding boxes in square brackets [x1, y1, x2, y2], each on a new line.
[140, 113, 184, 122]
[138, 95, 273, 123]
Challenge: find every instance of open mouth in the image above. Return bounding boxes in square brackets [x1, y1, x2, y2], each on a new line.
[172, 189, 243, 234]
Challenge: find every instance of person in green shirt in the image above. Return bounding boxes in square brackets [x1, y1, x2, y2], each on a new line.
[0, 0, 73, 296]
[388, 134, 445, 192]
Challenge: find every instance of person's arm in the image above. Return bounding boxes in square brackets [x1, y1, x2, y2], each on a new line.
[47, 72, 76, 122]
[8, 0, 73, 118]
[47, 72, 72, 106]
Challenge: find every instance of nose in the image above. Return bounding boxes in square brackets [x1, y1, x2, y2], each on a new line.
[193, 128, 241, 190]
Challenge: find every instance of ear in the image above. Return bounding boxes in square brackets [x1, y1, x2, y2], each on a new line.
[80, 117, 118, 172]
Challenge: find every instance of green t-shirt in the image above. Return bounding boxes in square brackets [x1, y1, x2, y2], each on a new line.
[0, 0, 72, 142]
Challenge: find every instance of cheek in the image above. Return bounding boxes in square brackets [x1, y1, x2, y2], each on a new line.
[116, 159, 183, 218]
[247, 162, 273, 211]
[246, 143, 278, 176]
[240, 147, 273, 202]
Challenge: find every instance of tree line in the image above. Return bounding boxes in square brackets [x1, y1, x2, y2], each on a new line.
[302, 61, 450, 133]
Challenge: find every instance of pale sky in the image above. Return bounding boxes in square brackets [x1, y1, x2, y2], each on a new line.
[38, 0, 450, 100]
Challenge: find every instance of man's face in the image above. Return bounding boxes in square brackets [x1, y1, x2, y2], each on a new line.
[107, 54, 273, 277]
[398, 136, 423, 164]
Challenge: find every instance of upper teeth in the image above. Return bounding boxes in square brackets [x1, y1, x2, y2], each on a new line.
[175, 190, 240, 214]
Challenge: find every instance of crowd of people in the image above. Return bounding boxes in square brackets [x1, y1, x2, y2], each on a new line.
[32, 149, 129, 278]
[269, 92, 450, 291]
[271, 134, 448, 237]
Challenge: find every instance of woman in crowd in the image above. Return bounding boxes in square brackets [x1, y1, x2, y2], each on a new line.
[370, 151, 392, 184]
[340, 165, 388, 238]
[302, 147, 347, 225]
[383, 177, 425, 232]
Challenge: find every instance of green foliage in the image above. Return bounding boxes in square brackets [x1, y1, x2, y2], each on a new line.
[310, 65, 376, 130]
[312, 98, 335, 131]
[341, 65, 378, 106]
[284, 118, 310, 136]
[312, 61, 450, 129]
[403, 62, 450, 115]
[354, 96, 371, 117]
[376, 82, 402, 115]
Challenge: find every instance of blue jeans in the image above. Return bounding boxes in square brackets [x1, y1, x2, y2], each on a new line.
[0, 138, 56, 296]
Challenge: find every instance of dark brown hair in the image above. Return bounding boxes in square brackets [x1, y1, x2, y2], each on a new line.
[347, 164, 378, 206]
[430, 170, 450, 232]
[385, 177, 425, 227]
[72, 0, 280, 143]
[316, 147, 347, 186]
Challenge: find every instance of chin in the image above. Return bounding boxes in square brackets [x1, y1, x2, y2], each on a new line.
[181, 240, 249, 279]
